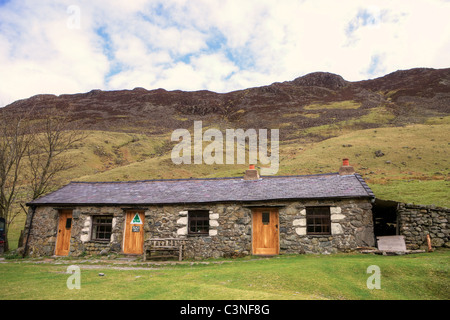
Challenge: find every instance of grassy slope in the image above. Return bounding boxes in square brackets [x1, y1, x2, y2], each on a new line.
[280, 122, 449, 206]
[0, 250, 449, 300]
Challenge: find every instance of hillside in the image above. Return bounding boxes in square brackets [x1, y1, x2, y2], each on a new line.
[61, 122, 448, 206]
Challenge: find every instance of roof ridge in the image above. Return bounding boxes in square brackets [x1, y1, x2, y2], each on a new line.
[69, 176, 242, 184]
[68, 172, 340, 184]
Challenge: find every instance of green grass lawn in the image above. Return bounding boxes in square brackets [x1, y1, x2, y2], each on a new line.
[1, 250, 449, 300]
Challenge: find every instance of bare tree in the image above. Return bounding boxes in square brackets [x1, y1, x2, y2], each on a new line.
[0, 110, 34, 252]
[25, 108, 87, 200]
[0, 106, 87, 252]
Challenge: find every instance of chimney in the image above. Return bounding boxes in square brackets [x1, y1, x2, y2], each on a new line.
[339, 158, 355, 175]
[244, 164, 260, 180]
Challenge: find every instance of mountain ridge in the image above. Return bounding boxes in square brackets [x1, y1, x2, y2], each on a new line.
[3, 67, 450, 138]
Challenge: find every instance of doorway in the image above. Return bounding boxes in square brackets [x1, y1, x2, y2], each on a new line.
[55, 210, 73, 256]
[123, 211, 145, 254]
[372, 199, 399, 237]
[252, 208, 279, 255]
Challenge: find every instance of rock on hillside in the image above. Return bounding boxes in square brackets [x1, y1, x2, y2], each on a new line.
[291, 72, 349, 89]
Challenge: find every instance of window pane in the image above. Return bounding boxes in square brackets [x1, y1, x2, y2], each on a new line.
[262, 212, 270, 225]
[65, 218, 72, 229]
[306, 207, 331, 235]
[188, 210, 209, 234]
[92, 215, 113, 240]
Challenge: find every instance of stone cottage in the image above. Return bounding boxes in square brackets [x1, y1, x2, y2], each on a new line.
[24, 160, 377, 258]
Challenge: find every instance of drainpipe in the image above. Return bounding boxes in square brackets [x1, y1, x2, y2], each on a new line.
[23, 205, 36, 258]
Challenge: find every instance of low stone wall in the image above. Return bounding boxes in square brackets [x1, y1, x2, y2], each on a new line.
[83, 241, 111, 255]
[398, 203, 449, 249]
[23, 198, 374, 258]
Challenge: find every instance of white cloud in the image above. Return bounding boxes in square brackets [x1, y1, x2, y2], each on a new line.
[0, 0, 449, 106]
[0, 0, 109, 104]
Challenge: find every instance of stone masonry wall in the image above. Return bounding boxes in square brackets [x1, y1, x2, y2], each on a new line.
[22, 206, 126, 257]
[23, 198, 374, 258]
[398, 203, 449, 249]
[279, 198, 374, 254]
[23, 206, 59, 256]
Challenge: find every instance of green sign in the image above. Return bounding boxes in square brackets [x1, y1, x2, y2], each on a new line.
[131, 213, 142, 224]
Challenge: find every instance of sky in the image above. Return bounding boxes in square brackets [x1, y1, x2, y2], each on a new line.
[0, 0, 449, 106]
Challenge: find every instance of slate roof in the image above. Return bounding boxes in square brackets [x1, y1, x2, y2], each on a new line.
[28, 173, 374, 206]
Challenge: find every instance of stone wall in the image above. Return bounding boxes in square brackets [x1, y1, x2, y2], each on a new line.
[398, 203, 449, 249]
[22, 206, 126, 257]
[23, 206, 58, 256]
[147, 203, 253, 259]
[279, 199, 374, 254]
[23, 198, 374, 258]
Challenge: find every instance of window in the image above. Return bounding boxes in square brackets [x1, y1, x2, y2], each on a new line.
[65, 218, 72, 229]
[91, 216, 113, 241]
[262, 211, 270, 225]
[188, 210, 209, 235]
[306, 207, 331, 235]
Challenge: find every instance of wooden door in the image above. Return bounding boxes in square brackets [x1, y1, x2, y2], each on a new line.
[55, 210, 73, 256]
[252, 208, 279, 255]
[123, 211, 145, 254]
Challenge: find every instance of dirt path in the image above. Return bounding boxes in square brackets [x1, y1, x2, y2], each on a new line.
[0, 255, 272, 270]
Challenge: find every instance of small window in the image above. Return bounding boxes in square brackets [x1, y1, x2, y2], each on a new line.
[91, 215, 113, 241]
[65, 218, 72, 229]
[188, 210, 209, 235]
[262, 212, 270, 225]
[306, 207, 331, 235]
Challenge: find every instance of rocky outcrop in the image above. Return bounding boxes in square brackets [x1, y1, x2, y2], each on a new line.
[292, 72, 349, 89]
